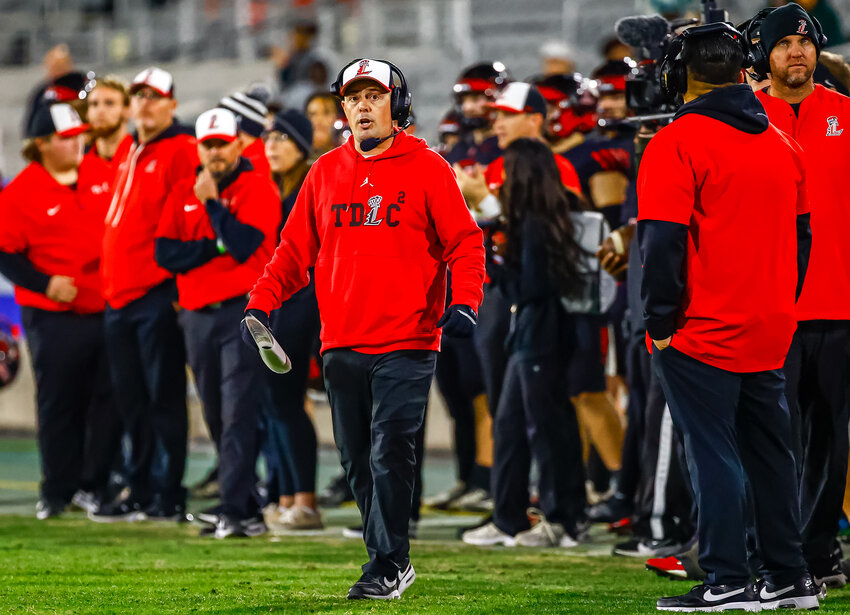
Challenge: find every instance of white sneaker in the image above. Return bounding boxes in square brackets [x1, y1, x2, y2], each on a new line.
[423, 481, 468, 509]
[514, 509, 578, 548]
[461, 522, 515, 546]
[451, 488, 493, 512]
[71, 490, 99, 513]
[277, 505, 323, 530]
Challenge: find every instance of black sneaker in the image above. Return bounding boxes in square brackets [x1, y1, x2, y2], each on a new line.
[347, 563, 416, 600]
[36, 500, 65, 520]
[88, 497, 147, 523]
[195, 504, 223, 525]
[615, 537, 683, 559]
[212, 515, 268, 539]
[144, 500, 187, 523]
[757, 573, 820, 610]
[657, 583, 760, 612]
[317, 473, 354, 509]
[587, 492, 633, 524]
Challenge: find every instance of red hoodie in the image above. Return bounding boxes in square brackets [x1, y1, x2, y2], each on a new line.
[248, 130, 486, 354]
[242, 138, 270, 178]
[757, 85, 850, 321]
[485, 152, 582, 195]
[102, 123, 197, 309]
[0, 163, 107, 313]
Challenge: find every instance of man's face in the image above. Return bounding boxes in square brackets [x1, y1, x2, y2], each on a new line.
[86, 86, 128, 138]
[198, 138, 242, 179]
[493, 110, 541, 149]
[460, 93, 492, 119]
[769, 34, 817, 89]
[597, 92, 628, 121]
[341, 81, 393, 144]
[39, 133, 84, 172]
[130, 86, 177, 136]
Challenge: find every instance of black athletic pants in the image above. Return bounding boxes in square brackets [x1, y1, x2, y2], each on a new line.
[103, 281, 187, 507]
[492, 352, 586, 536]
[473, 285, 510, 415]
[21, 307, 120, 505]
[261, 285, 320, 497]
[653, 346, 806, 586]
[181, 297, 261, 520]
[324, 348, 436, 578]
[784, 320, 850, 577]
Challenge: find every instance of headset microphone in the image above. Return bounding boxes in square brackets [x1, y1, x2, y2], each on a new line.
[359, 118, 411, 152]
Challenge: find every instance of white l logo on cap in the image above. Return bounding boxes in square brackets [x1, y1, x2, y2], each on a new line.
[340, 59, 393, 95]
[195, 108, 238, 143]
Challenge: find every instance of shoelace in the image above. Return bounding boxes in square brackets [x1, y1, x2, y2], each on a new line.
[526, 507, 558, 545]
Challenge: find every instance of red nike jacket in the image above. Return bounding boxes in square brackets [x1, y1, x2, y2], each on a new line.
[0, 162, 108, 313]
[156, 159, 281, 310]
[242, 137, 271, 178]
[247, 129, 486, 354]
[757, 85, 850, 321]
[485, 152, 582, 196]
[79, 134, 133, 219]
[102, 123, 197, 309]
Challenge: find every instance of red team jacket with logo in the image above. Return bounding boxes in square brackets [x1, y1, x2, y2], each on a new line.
[0, 162, 109, 313]
[79, 134, 133, 218]
[247, 129, 486, 354]
[639, 85, 808, 372]
[102, 123, 197, 309]
[155, 159, 281, 310]
[757, 84, 850, 321]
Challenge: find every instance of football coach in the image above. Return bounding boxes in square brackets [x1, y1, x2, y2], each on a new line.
[637, 23, 817, 612]
[241, 58, 485, 600]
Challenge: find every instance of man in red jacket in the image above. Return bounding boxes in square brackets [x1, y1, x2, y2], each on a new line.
[0, 103, 117, 519]
[753, 3, 850, 587]
[92, 67, 197, 523]
[156, 108, 280, 539]
[639, 25, 817, 611]
[241, 58, 485, 599]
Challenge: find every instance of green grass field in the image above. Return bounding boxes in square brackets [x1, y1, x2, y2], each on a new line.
[2, 436, 849, 614]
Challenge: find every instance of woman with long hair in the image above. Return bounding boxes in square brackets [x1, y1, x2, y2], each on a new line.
[462, 138, 587, 547]
[260, 109, 323, 531]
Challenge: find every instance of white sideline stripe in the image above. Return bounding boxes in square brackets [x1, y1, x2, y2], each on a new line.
[650, 404, 673, 540]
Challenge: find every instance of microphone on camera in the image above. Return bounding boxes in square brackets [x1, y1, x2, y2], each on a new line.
[615, 14, 671, 49]
[360, 119, 412, 152]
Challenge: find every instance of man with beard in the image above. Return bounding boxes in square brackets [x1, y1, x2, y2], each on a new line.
[754, 2, 850, 588]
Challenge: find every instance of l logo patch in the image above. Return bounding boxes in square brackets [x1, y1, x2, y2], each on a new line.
[826, 116, 844, 136]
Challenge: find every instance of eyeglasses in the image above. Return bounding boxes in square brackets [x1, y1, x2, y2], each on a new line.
[132, 90, 165, 101]
[263, 131, 291, 144]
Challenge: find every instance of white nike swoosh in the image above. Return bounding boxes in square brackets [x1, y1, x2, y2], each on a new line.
[382, 577, 395, 587]
[47, 206, 61, 216]
[704, 587, 746, 602]
[184, 204, 199, 212]
[760, 585, 795, 600]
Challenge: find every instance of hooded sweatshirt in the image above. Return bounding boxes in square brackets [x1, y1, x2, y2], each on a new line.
[247, 129, 486, 354]
[638, 84, 810, 372]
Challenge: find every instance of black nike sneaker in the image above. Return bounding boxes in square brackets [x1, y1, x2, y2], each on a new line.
[757, 573, 820, 610]
[657, 582, 760, 612]
[347, 563, 416, 600]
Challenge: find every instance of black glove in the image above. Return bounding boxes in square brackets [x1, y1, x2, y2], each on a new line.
[436, 304, 477, 337]
[240, 308, 271, 349]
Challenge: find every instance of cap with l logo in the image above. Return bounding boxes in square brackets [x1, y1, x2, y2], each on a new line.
[195, 108, 239, 143]
[27, 103, 89, 138]
[339, 59, 393, 95]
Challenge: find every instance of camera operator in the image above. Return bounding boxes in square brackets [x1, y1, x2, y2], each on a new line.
[752, 2, 850, 589]
[639, 23, 817, 611]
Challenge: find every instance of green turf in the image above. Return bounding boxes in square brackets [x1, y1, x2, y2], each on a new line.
[1, 516, 849, 614]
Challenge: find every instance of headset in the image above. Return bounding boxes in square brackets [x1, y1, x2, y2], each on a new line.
[660, 22, 751, 98]
[741, 8, 826, 80]
[331, 58, 412, 125]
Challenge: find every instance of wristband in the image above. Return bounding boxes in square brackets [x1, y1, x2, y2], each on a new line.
[216, 238, 227, 254]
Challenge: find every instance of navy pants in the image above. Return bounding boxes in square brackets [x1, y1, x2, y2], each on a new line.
[474, 285, 510, 415]
[181, 298, 261, 520]
[324, 349, 435, 578]
[434, 334, 487, 489]
[784, 320, 850, 576]
[653, 346, 806, 586]
[261, 285, 320, 497]
[492, 352, 586, 536]
[103, 281, 187, 507]
[21, 307, 120, 505]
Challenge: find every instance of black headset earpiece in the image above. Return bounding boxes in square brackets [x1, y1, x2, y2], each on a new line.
[660, 22, 750, 98]
[330, 58, 412, 125]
